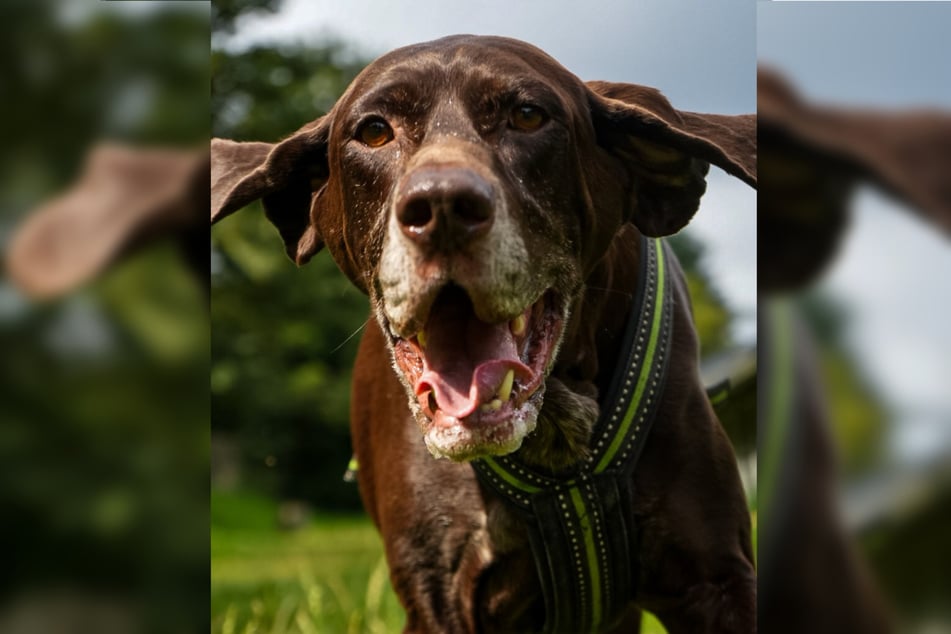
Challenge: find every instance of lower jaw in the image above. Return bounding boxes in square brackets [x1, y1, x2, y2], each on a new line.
[421, 398, 541, 462]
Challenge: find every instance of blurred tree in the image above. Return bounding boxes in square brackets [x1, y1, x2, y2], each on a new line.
[212, 0, 283, 34]
[865, 468, 951, 626]
[212, 213, 370, 508]
[0, 3, 208, 194]
[212, 41, 367, 139]
[668, 233, 732, 357]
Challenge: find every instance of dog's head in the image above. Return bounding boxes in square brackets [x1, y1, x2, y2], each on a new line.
[212, 35, 755, 461]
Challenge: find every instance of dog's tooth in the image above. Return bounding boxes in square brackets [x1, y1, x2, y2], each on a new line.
[497, 369, 514, 402]
[417, 330, 427, 349]
[480, 399, 503, 413]
[511, 314, 527, 336]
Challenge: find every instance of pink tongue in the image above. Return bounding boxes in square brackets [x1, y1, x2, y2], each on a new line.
[414, 293, 531, 420]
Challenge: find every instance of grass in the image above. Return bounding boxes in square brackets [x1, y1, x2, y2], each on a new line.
[212, 490, 672, 633]
[212, 492, 404, 633]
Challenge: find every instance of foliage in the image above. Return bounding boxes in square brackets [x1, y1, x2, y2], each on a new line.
[0, 250, 209, 630]
[0, 2, 208, 189]
[668, 233, 733, 357]
[211, 210, 369, 507]
[213, 42, 368, 140]
[212, 0, 284, 35]
[864, 473, 951, 625]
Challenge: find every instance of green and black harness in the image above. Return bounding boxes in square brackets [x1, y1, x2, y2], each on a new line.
[471, 235, 673, 633]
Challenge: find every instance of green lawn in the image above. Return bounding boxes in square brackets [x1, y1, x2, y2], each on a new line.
[212, 490, 670, 633]
[212, 492, 403, 633]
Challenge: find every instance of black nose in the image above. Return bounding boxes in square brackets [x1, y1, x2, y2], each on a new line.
[395, 167, 495, 251]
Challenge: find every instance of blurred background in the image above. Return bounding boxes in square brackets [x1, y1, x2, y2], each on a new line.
[210, 1, 755, 632]
[758, 3, 951, 633]
[0, 1, 208, 633]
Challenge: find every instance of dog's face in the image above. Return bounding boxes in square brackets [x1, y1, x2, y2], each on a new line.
[211, 35, 756, 462]
[320, 37, 605, 460]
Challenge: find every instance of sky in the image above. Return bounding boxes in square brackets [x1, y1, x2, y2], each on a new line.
[218, 0, 759, 345]
[759, 2, 951, 108]
[220, 0, 756, 113]
[759, 2, 951, 463]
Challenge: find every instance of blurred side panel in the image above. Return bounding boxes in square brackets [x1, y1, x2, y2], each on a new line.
[0, 1, 210, 633]
[758, 3, 951, 633]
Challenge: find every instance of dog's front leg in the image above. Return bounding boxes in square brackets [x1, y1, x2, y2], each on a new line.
[648, 573, 756, 634]
[633, 387, 757, 633]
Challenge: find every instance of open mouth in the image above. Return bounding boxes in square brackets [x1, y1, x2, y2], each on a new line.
[390, 285, 565, 461]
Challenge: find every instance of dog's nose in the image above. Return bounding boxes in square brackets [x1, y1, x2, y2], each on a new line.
[396, 167, 494, 250]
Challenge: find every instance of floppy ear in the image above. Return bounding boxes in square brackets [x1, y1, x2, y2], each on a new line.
[758, 66, 951, 291]
[6, 144, 207, 299]
[211, 117, 330, 264]
[587, 81, 756, 236]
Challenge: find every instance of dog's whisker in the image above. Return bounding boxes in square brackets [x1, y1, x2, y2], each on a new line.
[584, 285, 634, 300]
[329, 319, 370, 354]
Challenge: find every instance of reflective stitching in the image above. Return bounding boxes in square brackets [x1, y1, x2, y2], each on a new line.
[596, 240, 666, 473]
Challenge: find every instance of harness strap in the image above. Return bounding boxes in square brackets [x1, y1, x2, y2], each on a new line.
[528, 472, 635, 632]
[472, 236, 673, 633]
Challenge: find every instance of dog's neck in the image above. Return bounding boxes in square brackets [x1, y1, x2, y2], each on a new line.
[509, 224, 644, 474]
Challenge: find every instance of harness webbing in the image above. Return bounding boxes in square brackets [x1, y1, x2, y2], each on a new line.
[472, 236, 673, 633]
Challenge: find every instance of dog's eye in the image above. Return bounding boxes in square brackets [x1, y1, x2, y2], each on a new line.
[509, 105, 548, 132]
[357, 119, 394, 148]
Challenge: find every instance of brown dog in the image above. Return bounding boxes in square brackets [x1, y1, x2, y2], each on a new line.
[212, 35, 756, 633]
